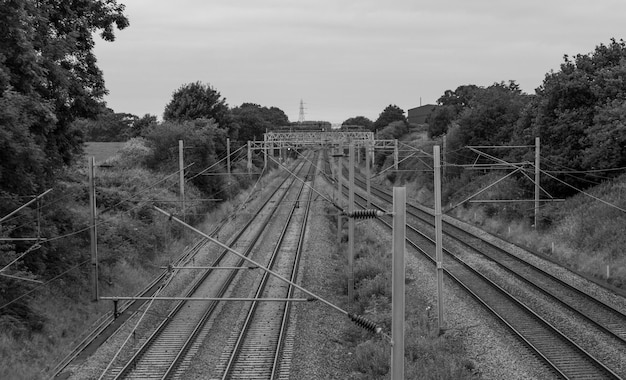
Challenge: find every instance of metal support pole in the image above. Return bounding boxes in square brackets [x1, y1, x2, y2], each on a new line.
[371, 141, 376, 166]
[348, 143, 355, 302]
[534, 137, 540, 229]
[337, 144, 343, 244]
[391, 187, 406, 380]
[263, 135, 268, 170]
[442, 134, 447, 180]
[227, 137, 231, 184]
[88, 157, 99, 302]
[113, 299, 119, 319]
[178, 140, 185, 222]
[247, 140, 252, 175]
[434, 146, 445, 334]
[394, 139, 399, 171]
[366, 143, 372, 208]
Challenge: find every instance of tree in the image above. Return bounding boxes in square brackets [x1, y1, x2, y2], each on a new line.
[427, 107, 455, 138]
[0, 91, 53, 194]
[231, 103, 289, 142]
[143, 119, 227, 198]
[437, 85, 480, 110]
[131, 114, 158, 138]
[374, 105, 406, 130]
[514, 38, 626, 192]
[76, 107, 138, 142]
[427, 85, 480, 138]
[0, 0, 128, 194]
[163, 81, 235, 136]
[443, 82, 530, 166]
[342, 116, 374, 130]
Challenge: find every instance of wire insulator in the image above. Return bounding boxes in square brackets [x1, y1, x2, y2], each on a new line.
[349, 313, 382, 334]
[343, 209, 384, 219]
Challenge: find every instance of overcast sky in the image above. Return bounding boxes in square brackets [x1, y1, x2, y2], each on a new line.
[93, 0, 626, 125]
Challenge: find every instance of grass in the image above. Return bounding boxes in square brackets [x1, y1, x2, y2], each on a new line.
[450, 183, 626, 291]
[330, 213, 479, 379]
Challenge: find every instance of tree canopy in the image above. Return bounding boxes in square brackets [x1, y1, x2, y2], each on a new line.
[231, 103, 289, 142]
[518, 38, 626, 175]
[75, 107, 138, 142]
[342, 116, 374, 130]
[0, 0, 128, 195]
[374, 105, 406, 130]
[163, 81, 235, 136]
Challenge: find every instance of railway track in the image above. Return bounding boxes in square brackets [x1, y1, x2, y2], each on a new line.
[51, 227, 223, 379]
[98, 154, 315, 379]
[213, 154, 315, 379]
[328, 158, 624, 379]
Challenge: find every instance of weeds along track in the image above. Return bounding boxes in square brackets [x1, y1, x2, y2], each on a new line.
[328, 158, 625, 379]
[213, 153, 316, 380]
[99, 153, 316, 379]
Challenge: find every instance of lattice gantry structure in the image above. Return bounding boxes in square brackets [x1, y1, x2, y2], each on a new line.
[245, 130, 399, 171]
[265, 130, 374, 147]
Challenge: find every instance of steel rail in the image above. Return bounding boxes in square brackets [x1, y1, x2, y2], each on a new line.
[329, 156, 622, 379]
[108, 159, 309, 379]
[50, 233, 213, 379]
[363, 177, 626, 346]
[355, 185, 621, 379]
[220, 154, 315, 379]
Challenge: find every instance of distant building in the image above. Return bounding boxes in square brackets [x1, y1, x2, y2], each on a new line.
[407, 104, 437, 125]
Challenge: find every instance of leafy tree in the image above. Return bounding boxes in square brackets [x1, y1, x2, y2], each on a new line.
[0, 91, 54, 194]
[143, 119, 227, 197]
[231, 103, 289, 142]
[444, 82, 530, 166]
[513, 38, 626, 192]
[342, 116, 374, 130]
[428, 85, 480, 137]
[163, 81, 236, 137]
[426, 106, 455, 138]
[132, 114, 158, 138]
[458, 82, 529, 146]
[373, 105, 406, 130]
[437, 85, 480, 110]
[0, 0, 128, 194]
[583, 99, 626, 169]
[76, 107, 137, 142]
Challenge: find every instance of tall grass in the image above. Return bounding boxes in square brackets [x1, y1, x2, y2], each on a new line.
[452, 184, 626, 290]
[333, 215, 478, 379]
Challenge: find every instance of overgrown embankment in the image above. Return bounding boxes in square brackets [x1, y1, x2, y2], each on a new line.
[0, 136, 259, 379]
[327, 205, 478, 379]
[381, 133, 626, 293]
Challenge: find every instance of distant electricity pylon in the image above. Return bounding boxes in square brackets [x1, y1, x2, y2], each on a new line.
[298, 99, 306, 123]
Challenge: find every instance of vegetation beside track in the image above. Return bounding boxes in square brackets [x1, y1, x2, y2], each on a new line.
[325, 205, 479, 379]
[0, 137, 265, 379]
[376, 129, 626, 295]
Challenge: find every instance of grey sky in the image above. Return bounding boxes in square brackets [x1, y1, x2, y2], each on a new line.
[94, 0, 626, 124]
